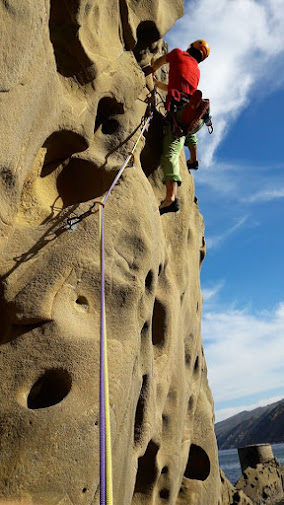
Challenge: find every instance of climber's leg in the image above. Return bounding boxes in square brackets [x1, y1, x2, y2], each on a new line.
[160, 121, 185, 190]
[188, 144, 197, 163]
[159, 121, 184, 214]
[159, 180, 179, 214]
[185, 120, 204, 170]
[165, 180, 178, 202]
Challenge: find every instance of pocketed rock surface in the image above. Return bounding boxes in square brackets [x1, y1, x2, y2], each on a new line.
[219, 470, 253, 505]
[0, 1, 222, 505]
[235, 460, 284, 505]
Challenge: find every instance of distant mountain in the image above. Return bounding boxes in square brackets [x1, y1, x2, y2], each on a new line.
[215, 399, 284, 450]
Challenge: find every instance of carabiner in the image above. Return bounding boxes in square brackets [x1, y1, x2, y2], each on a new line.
[207, 124, 213, 134]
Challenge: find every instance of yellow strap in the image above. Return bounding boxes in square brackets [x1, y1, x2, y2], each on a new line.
[104, 311, 113, 505]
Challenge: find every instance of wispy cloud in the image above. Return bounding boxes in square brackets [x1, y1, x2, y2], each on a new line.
[165, 0, 284, 165]
[246, 188, 284, 203]
[202, 301, 284, 407]
[206, 215, 249, 249]
[203, 281, 225, 302]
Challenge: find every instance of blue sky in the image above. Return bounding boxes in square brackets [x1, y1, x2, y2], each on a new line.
[165, 0, 284, 422]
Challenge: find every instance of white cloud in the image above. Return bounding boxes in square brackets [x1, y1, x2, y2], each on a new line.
[215, 395, 284, 423]
[246, 187, 284, 203]
[206, 215, 249, 249]
[165, 0, 284, 165]
[203, 281, 225, 301]
[202, 302, 284, 408]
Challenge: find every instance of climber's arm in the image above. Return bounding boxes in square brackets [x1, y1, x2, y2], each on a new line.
[153, 76, 168, 91]
[151, 54, 167, 73]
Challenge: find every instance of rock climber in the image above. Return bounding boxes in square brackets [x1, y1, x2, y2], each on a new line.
[151, 40, 212, 215]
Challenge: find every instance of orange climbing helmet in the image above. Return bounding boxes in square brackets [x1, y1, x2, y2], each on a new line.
[190, 40, 210, 61]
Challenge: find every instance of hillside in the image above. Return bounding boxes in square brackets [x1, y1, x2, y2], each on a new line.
[215, 399, 284, 449]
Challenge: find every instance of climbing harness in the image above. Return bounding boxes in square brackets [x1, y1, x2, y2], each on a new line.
[163, 88, 213, 139]
[66, 113, 152, 505]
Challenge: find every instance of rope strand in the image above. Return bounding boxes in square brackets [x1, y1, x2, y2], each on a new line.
[98, 114, 152, 505]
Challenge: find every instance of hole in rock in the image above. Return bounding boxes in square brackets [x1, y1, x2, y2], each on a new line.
[27, 369, 72, 409]
[161, 466, 168, 474]
[145, 270, 154, 292]
[141, 321, 149, 338]
[233, 492, 241, 503]
[75, 296, 89, 310]
[188, 395, 195, 411]
[102, 119, 120, 135]
[134, 440, 159, 494]
[94, 97, 124, 133]
[185, 351, 191, 366]
[159, 488, 170, 500]
[135, 21, 160, 53]
[184, 335, 193, 367]
[134, 375, 148, 444]
[158, 264, 162, 276]
[49, 1, 95, 82]
[152, 299, 167, 347]
[200, 249, 205, 265]
[82, 488, 87, 494]
[194, 356, 199, 371]
[36, 131, 114, 211]
[162, 414, 168, 426]
[184, 444, 210, 481]
[1, 316, 48, 346]
[55, 157, 113, 207]
[140, 111, 164, 177]
[119, 0, 136, 50]
[42, 131, 89, 171]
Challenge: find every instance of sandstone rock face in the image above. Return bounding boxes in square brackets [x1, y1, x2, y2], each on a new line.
[219, 470, 253, 505]
[0, 1, 221, 504]
[235, 460, 284, 505]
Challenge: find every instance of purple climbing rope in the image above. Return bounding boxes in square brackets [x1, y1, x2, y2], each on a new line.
[100, 204, 106, 505]
[99, 115, 152, 505]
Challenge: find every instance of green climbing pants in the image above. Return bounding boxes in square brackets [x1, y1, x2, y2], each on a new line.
[160, 110, 204, 185]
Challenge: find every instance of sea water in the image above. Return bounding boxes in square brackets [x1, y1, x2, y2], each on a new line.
[218, 442, 284, 485]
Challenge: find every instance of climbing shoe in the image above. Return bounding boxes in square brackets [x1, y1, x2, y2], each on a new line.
[159, 198, 180, 215]
[187, 160, 199, 171]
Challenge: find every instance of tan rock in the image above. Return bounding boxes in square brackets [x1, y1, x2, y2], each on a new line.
[0, 1, 220, 504]
[235, 460, 284, 505]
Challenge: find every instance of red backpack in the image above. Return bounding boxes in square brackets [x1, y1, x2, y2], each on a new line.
[181, 90, 210, 133]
